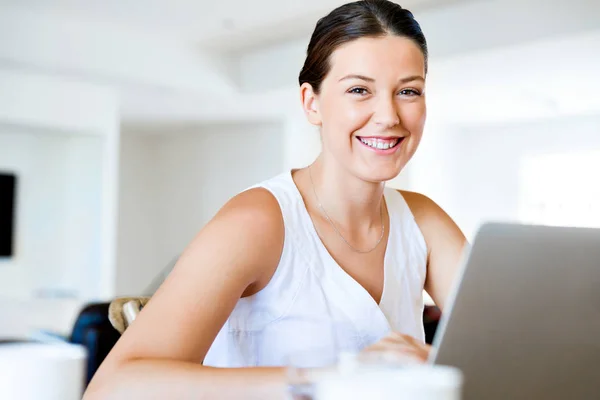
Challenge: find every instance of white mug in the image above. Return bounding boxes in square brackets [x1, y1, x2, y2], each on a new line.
[315, 365, 463, 400]
[0, 341, 87, 400]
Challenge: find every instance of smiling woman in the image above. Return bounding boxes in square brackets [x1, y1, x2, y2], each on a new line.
[84, 1, 467, 399]
[300, 27, 427, 182]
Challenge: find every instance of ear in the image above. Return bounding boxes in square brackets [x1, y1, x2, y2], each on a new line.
[300, 83, 322, 126]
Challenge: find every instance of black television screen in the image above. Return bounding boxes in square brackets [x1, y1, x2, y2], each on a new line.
[0, 173, 16, 257]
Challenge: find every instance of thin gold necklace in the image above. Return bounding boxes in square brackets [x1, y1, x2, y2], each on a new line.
[308, 165, 385, 254]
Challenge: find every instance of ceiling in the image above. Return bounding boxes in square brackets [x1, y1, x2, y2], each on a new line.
[1, 0, 598, 126]
[0, 0, 471, 50]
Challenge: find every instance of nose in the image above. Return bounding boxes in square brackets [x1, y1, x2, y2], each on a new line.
[373, 95, 400, 129]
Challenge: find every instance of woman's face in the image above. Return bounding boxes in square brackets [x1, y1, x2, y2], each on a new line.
[303, 35, 427, 182]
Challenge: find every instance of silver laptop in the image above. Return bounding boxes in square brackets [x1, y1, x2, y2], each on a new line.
[430, 222, 600, 399]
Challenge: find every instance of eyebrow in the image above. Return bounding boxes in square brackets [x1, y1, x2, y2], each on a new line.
[338, 74, 425, 84]
[339, 74, 375, 82]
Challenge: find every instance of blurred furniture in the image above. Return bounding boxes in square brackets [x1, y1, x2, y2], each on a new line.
[423, 305, 442, 344]
[68, 257, 177, 385]
[69, 303, 121, 385]
[105, 256, 178, 335]
[108, 296, 150, 334]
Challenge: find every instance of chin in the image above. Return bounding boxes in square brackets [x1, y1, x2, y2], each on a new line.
[358, 165, 404, 183]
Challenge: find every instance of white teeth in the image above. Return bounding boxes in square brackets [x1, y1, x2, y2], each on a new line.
[359, 137, 400, 150]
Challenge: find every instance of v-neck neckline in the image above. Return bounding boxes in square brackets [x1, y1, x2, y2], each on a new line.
[287, 170, 394, 309]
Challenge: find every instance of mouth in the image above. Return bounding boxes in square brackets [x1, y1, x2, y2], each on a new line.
[356, 136, 404, 153]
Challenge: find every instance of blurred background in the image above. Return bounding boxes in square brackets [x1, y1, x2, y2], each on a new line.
[0, 0, 599, 346]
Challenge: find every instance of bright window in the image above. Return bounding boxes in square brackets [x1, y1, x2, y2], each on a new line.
[518, 151, 600, 228]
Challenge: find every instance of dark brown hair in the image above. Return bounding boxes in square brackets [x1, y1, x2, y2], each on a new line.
[299, 0, 428, 94]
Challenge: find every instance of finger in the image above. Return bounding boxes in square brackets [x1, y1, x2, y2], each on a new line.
[364, 343, 425, 358]
[390, 332, 419, 345]
[381, 332, 418, 345]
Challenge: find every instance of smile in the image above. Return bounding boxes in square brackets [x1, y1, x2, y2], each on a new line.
[356, 136, 404, 152]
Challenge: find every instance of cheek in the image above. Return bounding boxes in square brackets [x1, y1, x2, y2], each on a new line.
[400, 103, 426, 152]
[399, 103, 427, 140]
[321, 99, 372, 136]
[408, 130, 424, 151]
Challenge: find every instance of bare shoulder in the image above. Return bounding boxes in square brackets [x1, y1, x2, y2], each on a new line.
[211, 186, 285, 263]
[189, 187, 285, 291]
[397, 190, 467, 251]
[398, 191, 451, 228]
[214, 186, 284, 230]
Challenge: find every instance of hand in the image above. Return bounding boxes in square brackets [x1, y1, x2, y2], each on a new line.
[361, 332, 432, 364]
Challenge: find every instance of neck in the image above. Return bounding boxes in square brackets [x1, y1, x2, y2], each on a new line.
[308, 155, 385, 232]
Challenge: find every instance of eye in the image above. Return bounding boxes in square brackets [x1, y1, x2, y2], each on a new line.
[348, 87, 370, 96]
[398, 88, 422, 97]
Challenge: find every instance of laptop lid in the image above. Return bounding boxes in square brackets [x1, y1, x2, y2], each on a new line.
[430, 223, 600, 400]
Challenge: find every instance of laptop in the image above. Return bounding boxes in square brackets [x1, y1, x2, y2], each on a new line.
[429, 222, 600, 399]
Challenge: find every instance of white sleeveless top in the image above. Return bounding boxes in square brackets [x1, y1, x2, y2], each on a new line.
[203, 171, 428, 367]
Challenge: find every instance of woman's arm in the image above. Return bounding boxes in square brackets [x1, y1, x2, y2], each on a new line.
[401, 191, 468, 312]
[84, 188, 288, 400]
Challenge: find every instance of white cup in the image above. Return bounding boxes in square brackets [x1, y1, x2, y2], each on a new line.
[0, 342, 87, 400]
[315, 365, 463, 400]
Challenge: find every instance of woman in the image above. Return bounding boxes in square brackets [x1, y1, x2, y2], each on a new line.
[84, 1, 467, 398]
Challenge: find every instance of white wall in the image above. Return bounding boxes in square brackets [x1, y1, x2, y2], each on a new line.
[117, 121, 284, 295]
[0, 68, 119, 301]
[422, 114, 600, 240]
[117, 133, 162, 297]
[0, 69, 118, 134]
[282, 107, 321, 171]
[62, 136, 104, 296]
[0, 128, 68, 298]
[0, 127, 103, 299]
